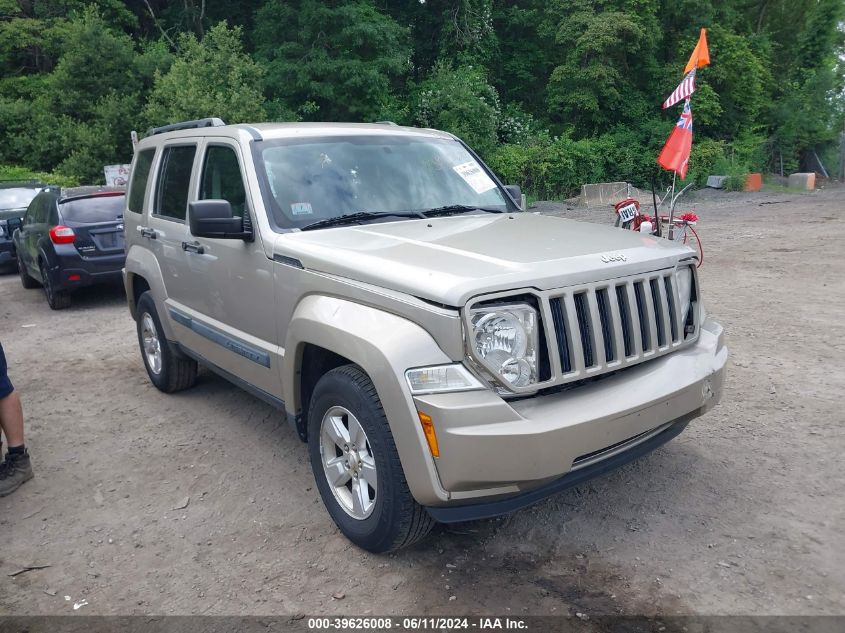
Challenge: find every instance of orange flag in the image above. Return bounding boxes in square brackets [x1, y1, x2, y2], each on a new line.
[683, 28, 710, 74]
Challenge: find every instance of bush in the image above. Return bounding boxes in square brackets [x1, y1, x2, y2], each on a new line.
[686, 133, 767, 190]
[0, 164, 79, 187]
[488, 127, 669, 201]
[412, 63, 501, 155]
[687, 138, 728, 187]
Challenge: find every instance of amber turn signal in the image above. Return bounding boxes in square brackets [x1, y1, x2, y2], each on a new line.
[418, 412, 440, 457]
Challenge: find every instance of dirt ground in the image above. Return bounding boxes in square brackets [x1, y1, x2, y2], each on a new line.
[0, 184, 843, 617]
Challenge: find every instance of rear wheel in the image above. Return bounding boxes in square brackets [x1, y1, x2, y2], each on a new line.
[18, 257, 38, 289]
[136, 291, 197, 393]
[40, 260, 71, 309]
[307, 365, 434, 552]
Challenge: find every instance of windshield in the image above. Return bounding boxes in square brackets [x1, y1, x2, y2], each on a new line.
[253, 135, 516, 230]
[0, 187, 40, 216]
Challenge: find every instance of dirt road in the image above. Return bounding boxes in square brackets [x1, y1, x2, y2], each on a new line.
[1, 185, 843, 617]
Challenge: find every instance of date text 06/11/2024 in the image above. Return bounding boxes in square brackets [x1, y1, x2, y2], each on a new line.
[307, 617, 529, 630]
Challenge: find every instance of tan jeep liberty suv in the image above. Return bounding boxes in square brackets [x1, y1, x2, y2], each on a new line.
[123, 118, 727, 552]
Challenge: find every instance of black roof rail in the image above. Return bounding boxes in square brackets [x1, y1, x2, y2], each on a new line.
[145, 117, 226, 138]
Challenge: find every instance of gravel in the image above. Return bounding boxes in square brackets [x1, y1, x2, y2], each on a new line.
[0, 184, 843, 616]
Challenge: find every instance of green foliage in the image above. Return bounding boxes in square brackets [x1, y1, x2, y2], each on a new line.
[694, 26, 769, 139]
[545, 0, 660, 136]
[145, 23, 266, 126]
[491, 1, 554, 112]
[254, 0, 410, 121]
[412, 63, 501, 155]
[0, 0, 841, 196]
[0, 164, 78, 188]
[687, 138, 727, 187]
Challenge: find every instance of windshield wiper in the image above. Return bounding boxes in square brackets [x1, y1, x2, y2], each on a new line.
[300, 210, 425, 231]
[420, 204, 507, 217]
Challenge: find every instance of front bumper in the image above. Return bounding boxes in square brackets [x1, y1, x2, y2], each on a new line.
[415, 316, 727, 518]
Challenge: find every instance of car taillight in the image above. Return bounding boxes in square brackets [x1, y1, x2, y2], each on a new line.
[49, 225, 76, 244]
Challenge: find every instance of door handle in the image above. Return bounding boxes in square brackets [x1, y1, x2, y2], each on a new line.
[181, 240, 205, 255]
[139, 227, 157, 239]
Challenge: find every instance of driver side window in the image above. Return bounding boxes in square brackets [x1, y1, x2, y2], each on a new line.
[25, 195, 43, 225]
[199, 145, 247, 219]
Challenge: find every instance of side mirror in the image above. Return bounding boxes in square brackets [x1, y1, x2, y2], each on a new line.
[188, 200, 248, 239]
[6, 217, 22, 235]
[504, 185, 525, 210]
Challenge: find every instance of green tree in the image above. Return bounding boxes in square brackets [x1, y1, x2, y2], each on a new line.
[412, 62, 501, 155]
[254, 0, 410, 121]
[490, 0, 554, 113]
[145, 22, 266, 126]
[768, 0, 845, 171]
[0, 7, 154, 180]
[545, 0, 660, 136]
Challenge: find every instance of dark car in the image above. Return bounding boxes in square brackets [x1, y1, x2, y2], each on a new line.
[0, 181, 46, 272]
[13, 186, 126, 309]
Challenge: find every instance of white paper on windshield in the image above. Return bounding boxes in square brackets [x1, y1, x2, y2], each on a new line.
[452, 161, 497, 194]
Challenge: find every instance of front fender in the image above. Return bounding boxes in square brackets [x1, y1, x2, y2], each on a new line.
[124, 244, 170, 335]
[284, 294, 454, 505]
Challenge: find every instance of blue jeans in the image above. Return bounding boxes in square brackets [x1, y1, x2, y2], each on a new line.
[0, 342, 13, 399]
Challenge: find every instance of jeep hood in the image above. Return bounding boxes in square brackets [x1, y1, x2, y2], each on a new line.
[274, 213, 695, 306]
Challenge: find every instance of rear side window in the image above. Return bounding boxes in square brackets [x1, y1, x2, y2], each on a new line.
[128, 149, 155, 214]
[200, 145, 247, 217]
[155, 145, 196, 221]
[60, 195, 125, 224]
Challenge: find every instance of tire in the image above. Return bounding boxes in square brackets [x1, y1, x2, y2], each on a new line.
[17, 258, 38, 289]
[136, 291, 197, 393]
[40, 260, 71, 309]
[308, 365, 434, 552]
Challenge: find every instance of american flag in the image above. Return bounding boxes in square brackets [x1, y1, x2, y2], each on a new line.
[662, 70, 696, 109]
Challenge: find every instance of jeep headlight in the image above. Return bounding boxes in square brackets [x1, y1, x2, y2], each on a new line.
[470, 304, 538, 388]
[675, 265, 694, 327]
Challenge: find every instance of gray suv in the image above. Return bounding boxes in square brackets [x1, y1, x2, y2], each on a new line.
[123, 118, 727, 552]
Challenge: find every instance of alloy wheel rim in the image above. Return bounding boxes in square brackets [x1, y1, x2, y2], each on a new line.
[319, 405, 378, 520]
[140, 313, 163, 375]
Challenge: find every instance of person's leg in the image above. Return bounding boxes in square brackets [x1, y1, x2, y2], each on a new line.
[0, 390, 25, 447]
[0, 342, 33, 496]
[0, 340, 17, 449]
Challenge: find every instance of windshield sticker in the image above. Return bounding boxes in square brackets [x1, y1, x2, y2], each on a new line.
[452, 161, 497, 194]
[291, 202, 313, 216]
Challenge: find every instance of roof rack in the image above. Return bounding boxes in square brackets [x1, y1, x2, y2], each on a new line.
[375, 120, 398, 126]
[145, 117, 226, 138]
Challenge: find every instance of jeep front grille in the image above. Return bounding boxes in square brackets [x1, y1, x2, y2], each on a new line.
[544, 267, 697, 384]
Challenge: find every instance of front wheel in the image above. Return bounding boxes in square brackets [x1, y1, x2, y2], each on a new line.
[308, 365, 434, 552]
[136, 291, 197, 393]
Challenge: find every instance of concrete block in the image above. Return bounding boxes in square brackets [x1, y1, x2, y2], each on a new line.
[744, 173, 762, 192]
[788, 172, 816, 190]
[707, 175, 728, 188]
